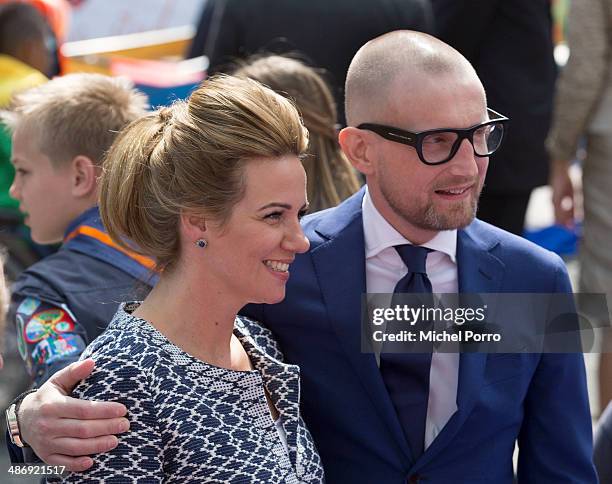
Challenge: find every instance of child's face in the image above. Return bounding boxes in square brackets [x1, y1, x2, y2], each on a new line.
[9, 126, 78, 244]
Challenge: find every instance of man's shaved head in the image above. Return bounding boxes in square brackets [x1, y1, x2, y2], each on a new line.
[345, 30, 482, 126]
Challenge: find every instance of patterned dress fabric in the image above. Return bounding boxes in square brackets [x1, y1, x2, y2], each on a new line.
[51, 302, 324, 483]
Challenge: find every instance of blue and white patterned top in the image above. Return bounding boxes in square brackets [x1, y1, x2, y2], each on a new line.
[53, 302, 325, 483]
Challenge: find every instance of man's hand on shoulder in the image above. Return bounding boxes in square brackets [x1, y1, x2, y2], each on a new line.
[19, 358, 130, 471]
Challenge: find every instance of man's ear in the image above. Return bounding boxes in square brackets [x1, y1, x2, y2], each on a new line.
[70, 155, 98, 198]
[338, 127, 376, 176]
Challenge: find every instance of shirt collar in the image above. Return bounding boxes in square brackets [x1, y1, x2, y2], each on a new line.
[63, 206, 100, 240]
[362, 186, 457, 263]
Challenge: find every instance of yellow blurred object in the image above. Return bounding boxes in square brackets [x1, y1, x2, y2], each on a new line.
[0, 54, 47, 107]
[551, 0, 570, 45]
[61, 25, 194, 75]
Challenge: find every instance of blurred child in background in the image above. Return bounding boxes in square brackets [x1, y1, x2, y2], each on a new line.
[0, 253, 8, 370]
[1, 73, 153, 394]
[234, 55, 362, 212]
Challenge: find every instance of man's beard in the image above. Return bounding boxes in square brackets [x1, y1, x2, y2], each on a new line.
[383, 181, 481, 232]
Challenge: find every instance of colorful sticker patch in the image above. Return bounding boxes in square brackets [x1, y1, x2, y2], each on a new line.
[16, 314, 28, 361]
[31, 333, 86, 366]
[16, 297, 41, 316]
[25, 309, 75, 343]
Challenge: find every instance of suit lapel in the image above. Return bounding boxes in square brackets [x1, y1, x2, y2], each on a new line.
[415, 221, 506, 470]
[311, 189, 414, 462]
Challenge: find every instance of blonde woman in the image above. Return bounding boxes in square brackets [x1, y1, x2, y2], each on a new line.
[234, 55, 362, 212]
[47, 75, 324, 482]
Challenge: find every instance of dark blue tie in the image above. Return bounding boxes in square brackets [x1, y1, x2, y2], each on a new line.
[380, 244, 433, 459]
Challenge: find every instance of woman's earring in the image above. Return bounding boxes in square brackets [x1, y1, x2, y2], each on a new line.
[195, 238, 208, 249]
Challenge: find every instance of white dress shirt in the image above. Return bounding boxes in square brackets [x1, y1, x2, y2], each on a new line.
[362, 187, 459, 450]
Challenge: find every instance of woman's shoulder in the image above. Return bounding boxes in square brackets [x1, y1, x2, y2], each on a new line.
[73, 306, 173, 406]
[235, 316, 285, 362]
[80, 303, 166, 366]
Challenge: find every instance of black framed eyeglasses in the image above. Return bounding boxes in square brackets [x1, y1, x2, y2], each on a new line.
[357, 108, 509, 166]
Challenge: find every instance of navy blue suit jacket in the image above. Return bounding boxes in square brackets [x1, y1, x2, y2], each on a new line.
[242, 189, 597, 483]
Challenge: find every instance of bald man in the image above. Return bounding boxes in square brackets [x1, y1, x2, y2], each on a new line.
[9, 32, 596, 484]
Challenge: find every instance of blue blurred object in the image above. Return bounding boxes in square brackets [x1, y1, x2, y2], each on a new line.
[523, 223, 582, 256]
[135, 82, 200, 108]
[109, 56, 207, 108]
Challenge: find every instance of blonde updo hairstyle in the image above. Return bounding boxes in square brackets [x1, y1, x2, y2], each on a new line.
[234, 55, 361, 212]
[100, 75, 309, 272]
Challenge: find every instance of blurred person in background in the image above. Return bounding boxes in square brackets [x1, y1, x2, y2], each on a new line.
[546, 0, 612, 414]
[1, 73, 151, 391]
[0, 1, 53, 217]
[189, 0, 433, 124]
[432, 0, 557, 236]
[0, 0, 71, 76]
[234, 55, 362, 212]
[0, 253, 7, 371]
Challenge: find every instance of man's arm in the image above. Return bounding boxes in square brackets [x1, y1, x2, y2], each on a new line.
[11, 359, 129, 471]
[516, 260, 598, 483]
[546, 0, 608, 227]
